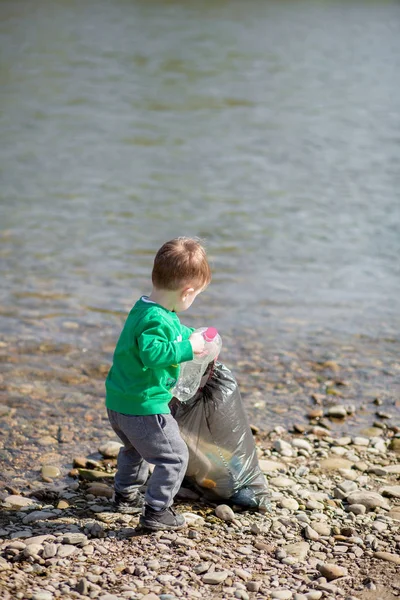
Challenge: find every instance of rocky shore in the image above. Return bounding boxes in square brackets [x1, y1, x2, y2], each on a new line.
[1, 424, 399, 600]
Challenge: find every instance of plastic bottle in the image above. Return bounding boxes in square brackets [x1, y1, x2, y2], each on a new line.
[172, 327, 222, 402]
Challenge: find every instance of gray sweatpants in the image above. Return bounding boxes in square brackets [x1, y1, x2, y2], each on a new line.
[107, 409, 189, 511]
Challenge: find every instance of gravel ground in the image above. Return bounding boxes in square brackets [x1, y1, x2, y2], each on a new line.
[1, 424, 399, 600]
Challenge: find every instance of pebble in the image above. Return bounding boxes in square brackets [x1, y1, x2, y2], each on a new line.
[384, 464, 400, 474]
[292, 439, 313, 453]
[86, 483, 113, 498]
[273, 439, 294, 457]
[346, 504, 366, 515]
[62, 533, 88, 545]
[317, 563, 348, 580]
[22, 511, 57, 524]
[308, 408, 324, 419]
[24, 544, 42, 558]
[41, 465, 61, 478]
[234, 591, 249, 600]
[98, 441, 123, 458]
[319, 457, 354, 471]
[77, 469, 115, 481]
[193, 562, 210, 575]
[1, 423, 399, 600]
[234, 568, 252, 580]
[338, 468, 355, 481]
[373, 552, 400, 565]
[271, 591, 293, 599]
[57, 545, 77, 558]
[379, 485, 400, 498]
[338, 480, 358, 494]
[304, 526, 319, 541]
[157, 574, 175, 584]
[202, 570, 228, 584]
[247, 581, 261, 592]
[279, 498, 299, 511]
[3, 495, 37, 509]
[372, 521, 387, 533]
[215, 504, 235, 522]
[389, 438, 400, 453]
[311, 522, 331, 536]
[336, 437, 352, 446]
[26, 535, 54, 546]
[327, 405, 347, 418]
[270, 476, 295, 488]
[32, 593, 53, 600]
[42, 543, 57, 559]
[236, 545, 253, 555]
[182, 512, 205, 527]
[284, 542, 310, 562]
[9, 530, 33, 539]
[259, 459, 286, 472]
[353, 437, 369, 446]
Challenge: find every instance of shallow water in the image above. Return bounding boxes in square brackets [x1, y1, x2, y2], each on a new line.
[0, 0, 399, 482]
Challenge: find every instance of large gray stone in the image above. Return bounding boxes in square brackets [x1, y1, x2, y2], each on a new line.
[62, 533, 88, 545]
[22, 511, 57, 524]
[346, 491, 390, 511]
[384, 464, 400, 474]
[3, 495, 36, 509]
[379, 485, 400, 498]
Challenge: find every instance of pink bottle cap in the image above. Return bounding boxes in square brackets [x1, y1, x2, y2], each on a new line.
[203, 327, 218, 342]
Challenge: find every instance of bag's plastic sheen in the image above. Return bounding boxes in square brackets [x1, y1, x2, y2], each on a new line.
[173, 362, 270, 511]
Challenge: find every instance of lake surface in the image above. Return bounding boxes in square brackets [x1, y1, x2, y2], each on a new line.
[1, 0, 400, 441]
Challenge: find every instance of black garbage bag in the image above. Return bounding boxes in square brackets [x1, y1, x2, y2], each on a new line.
[173, 362, 270, 511]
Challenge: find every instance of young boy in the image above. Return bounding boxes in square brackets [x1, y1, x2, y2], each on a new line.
[105, 237, 212, 531]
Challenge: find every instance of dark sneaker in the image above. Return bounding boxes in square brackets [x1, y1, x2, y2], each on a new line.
[113, 490, 143, 514]
[139, 505, 186, 531]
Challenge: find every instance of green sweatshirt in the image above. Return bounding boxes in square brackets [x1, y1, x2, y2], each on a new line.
[105, 296, 194, 415]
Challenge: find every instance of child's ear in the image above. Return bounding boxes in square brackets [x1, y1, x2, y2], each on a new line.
[181, 286, 194, 300]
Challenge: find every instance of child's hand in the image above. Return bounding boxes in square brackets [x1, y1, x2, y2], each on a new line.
[189, 332, 205, 355]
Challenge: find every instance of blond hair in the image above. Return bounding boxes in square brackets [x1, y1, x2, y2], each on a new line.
[152, 237, 211, 291]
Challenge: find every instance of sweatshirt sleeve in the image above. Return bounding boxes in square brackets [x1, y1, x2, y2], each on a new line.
[138, 319, 193, 368]
[180, 324, 195, 340]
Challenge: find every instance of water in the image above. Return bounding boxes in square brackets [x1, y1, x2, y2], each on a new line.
[1, 0, 400, 449]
